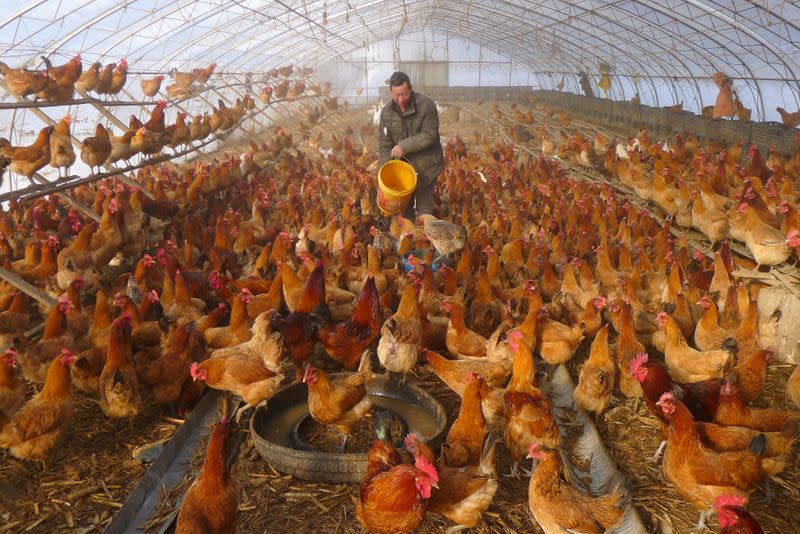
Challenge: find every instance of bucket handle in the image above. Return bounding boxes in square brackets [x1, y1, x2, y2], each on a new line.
[391, 155, 415, 169]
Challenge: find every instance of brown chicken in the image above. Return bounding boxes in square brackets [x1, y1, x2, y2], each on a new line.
[138, 320, 201, 405]
[469, 266, 502, 337]
[319, 275, 382, 369]
[192, 313, 285, 416]
[611, 300, 645, 399]
[203, 289, 252, 349]
[536, 307, 585, 365]
[656, 392, 767, 527]
[574, 323, 615, 414]
[444, 300, 488, 359]
[99, 314, 143, 418]
[1, 126, 53, 178]
[504, 333, 559, 477]
[355, 448, 438, 534]
[108, 59, 128, 95]
[776, 107, 800, 129]
[175, 417, 239, 534]
[75, 61, 101, 93]
[0, 349, 25, 423]
[441, 372, 486, 467]
[715, 379, 800, 432]
[0, 292, 31, 347]
[527, 443, 624, 533]
[15, 295, 75, 383]
[80, 123, 112, 174]
[193, 63, 217, 84]
[659, 311, 736, 383]
[405, 432, 498, 532]
[377, 281, 423, 378]
[0, 349, 75, 460]
[268, 261, 327, 380]
[303, 350, 373, 451]
[140, 75, 165, 97]
[49, 114, 76, 177]
[0, 62, 49, 97]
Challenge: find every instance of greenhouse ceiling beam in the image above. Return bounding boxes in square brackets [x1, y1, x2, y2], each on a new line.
[90, 0, 210, 63]
[228, 0, 707, 110]
[124, 3, 249, 71]
[0, 0, 48, 38]
[272, 2, 672, 105]
[462, 0, 688, 103]
[538, 0, 704, 109]
[141, 0, 373, 74]
[620, 0, 767, 120]
[220, 0, 667, 103]
[31, 0, 140, 69]
[686, 0, 800, 75]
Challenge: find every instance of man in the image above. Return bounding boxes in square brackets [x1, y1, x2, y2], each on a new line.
[378, 71, 444, 221]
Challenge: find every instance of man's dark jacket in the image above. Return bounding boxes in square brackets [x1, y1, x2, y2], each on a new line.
[378, 91, 444, 187]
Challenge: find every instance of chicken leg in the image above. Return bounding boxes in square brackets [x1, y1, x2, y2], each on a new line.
[503, 460, 532, 479]
[650, 439, 667, 464]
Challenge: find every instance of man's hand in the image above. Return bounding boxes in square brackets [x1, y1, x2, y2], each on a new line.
[390, 144, 405, 158]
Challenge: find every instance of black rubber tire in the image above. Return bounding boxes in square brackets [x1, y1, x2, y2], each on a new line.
[249, 374, 446, 484]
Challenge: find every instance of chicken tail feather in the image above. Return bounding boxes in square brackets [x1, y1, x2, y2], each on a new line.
[748, 433, 767, 458]
[780, 421, 800, 440]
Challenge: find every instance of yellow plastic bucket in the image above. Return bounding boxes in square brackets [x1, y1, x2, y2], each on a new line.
[377, 159, 417, 216]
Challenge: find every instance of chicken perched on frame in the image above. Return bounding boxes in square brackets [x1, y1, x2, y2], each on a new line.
[1, 126, 54, 178]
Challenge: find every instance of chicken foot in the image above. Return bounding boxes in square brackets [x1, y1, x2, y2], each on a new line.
[691, 509, 712, 533]
[503, 460, 532, 479]
[650, 439, 667, 464]
[235, 400, 266, 423]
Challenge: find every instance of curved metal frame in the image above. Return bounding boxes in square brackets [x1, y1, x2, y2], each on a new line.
[1, 0, 799, 132]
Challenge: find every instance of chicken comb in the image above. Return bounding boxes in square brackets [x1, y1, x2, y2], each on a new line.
[403, 433, 419, 450]
[786, 230, 800, 248]
[240, 288, 253, 303]
[656, 311, 668, 326]
[657, 392, 674, 405]
[414, 455, 439, 483]
[59, 348, 75, 366]
[507, 329, 524, 351]
[146, 290, 159, 304]
[715, 494, 747, 510]
[630, 352, 649, 372]
[3, 349, 17, 366]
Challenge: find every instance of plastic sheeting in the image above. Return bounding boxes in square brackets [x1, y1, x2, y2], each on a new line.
[1, 0, 799, 173]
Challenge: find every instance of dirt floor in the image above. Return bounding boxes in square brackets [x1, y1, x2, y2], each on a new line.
[4, 100, 800, 533]
[0, 392, 182, 533]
